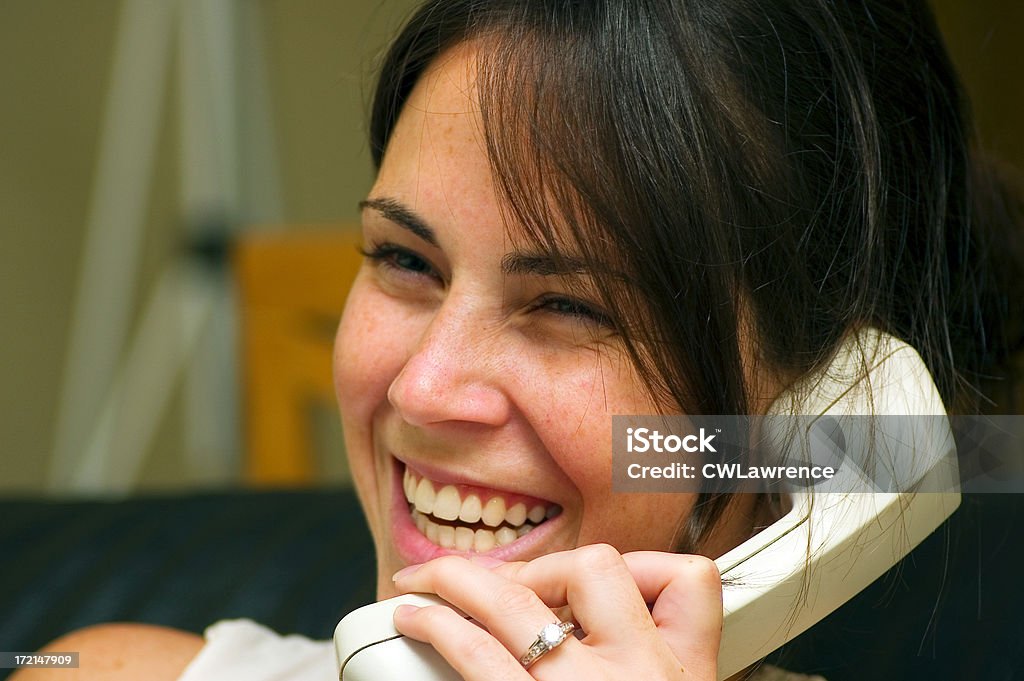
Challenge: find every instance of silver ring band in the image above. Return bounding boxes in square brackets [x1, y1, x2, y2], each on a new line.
[519, 621, 575, 669]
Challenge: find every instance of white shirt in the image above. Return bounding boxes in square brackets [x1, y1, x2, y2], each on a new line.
[178, 619, 826, 681]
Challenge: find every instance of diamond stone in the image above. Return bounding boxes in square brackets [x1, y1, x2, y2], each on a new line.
[540, 623, 563, 646]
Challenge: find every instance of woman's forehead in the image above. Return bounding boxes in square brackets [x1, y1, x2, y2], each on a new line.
[375, 47, 498, 233]
[377, 40, 632, 284]
[406, 44, 483, 124]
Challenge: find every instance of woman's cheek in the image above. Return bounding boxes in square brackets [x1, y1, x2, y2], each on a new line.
[336, 283, 407, 541]
[335, 282, 398, 418]
[531, 358, 614, 481]
[335, 282, 398, 489]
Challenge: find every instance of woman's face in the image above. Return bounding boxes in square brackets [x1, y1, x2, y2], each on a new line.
[335, 46, 698, 598]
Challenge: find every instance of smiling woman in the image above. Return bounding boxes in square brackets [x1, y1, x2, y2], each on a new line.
[335, 47, 742, 597]
[17, 0, 1022, 680]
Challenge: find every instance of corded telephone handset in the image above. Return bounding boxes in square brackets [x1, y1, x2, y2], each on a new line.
[334, 329, 961, 680]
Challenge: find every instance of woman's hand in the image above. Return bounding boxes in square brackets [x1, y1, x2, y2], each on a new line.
[391, 544, 722, 680]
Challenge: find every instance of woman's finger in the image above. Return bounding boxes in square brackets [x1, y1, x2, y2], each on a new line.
[392, 602, 530, 681]
[487, 544, 665, 645]
[395, 550, 721, 680]
[393, 556, 586, 678]
[622, 551, 723, 677]
[485, 548, 722, 679]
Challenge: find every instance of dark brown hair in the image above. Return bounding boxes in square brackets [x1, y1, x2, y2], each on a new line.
[369, 0, 1022, 549]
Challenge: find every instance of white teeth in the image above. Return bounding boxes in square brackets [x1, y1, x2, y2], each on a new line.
[454, 526, 475, 551]
[433, 485, 461, 521]
[414, 477, 435, 514]
[505, 503, 527, 526]
[495, 527, 517, 546]
[473, 529, 496, 552]
[437, 525, 456, 549]
[481, 497, 506, 527]
[458, 494, 482, 523]
[404, 466, 559, 551]
[411, 506, 543, 551]
[401, 471, 413, 501]
[404, 470, 416, 502]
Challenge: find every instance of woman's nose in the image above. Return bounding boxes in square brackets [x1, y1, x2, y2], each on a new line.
[387, 302, 512, 428]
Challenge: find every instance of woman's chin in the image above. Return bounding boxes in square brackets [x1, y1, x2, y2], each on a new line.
[376, 581, 399, 601]
[374, 551, 405, 600]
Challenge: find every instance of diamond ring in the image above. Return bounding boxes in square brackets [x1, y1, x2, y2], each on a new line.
[519, 621, 575, 669]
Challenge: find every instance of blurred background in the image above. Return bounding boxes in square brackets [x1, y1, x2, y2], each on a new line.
[1, 0, 1021, 497]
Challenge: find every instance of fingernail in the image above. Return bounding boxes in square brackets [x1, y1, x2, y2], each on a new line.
[469, 555, 506, 569]
[393, 604, 420, 621]
[392, 563, 423, 581]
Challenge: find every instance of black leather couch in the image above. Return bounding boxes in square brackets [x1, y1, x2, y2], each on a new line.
[0, 489, 376, 680]
[1, 490, 1021, 680]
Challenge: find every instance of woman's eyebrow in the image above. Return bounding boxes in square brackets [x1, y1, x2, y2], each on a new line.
[358, 197, 438, 246]
[360, 196, 604, 280]
[501, 252, 590, 277]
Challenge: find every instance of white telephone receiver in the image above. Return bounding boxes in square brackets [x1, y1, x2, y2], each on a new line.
[334, 329, 961, 680]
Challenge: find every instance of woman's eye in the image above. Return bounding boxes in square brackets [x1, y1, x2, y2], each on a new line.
[360, 242, 440, 280]
[536, 295, 614, 329]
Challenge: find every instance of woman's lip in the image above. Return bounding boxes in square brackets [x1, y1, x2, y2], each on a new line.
[389, 456, 565, 565]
